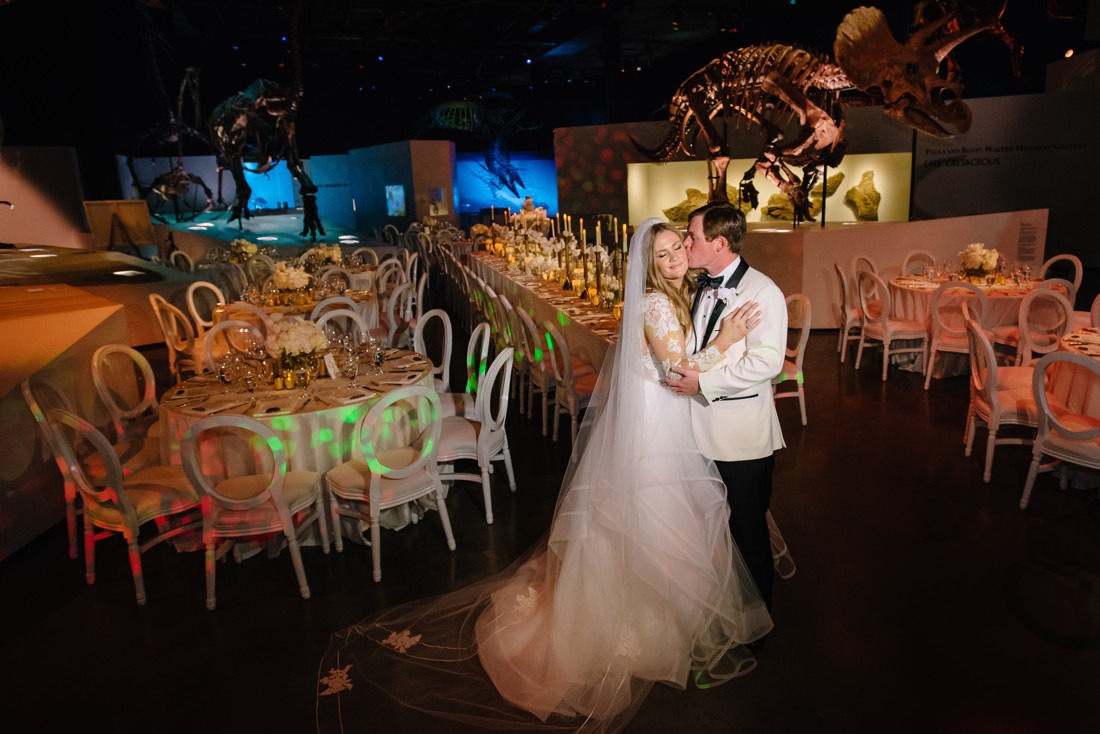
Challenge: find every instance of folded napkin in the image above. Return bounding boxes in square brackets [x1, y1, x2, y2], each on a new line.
[314, 386, 377, 405]
[162, 385, 210, 402]
[251, 393, 305, 417]
[370, 371, 423, 387]
[390, 354, 429, 370]
[180, 395, 251, 415]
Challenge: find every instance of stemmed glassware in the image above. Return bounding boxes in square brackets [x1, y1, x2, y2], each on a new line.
[338, 347, 360, 388]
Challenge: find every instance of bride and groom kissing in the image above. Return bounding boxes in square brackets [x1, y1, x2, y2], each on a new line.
[318, 201, 789, 733]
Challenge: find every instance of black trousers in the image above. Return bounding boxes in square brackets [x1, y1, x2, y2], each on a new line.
[715, 454, 774, 611]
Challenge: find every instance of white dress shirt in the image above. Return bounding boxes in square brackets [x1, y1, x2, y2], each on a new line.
[693, 256, 741, 353]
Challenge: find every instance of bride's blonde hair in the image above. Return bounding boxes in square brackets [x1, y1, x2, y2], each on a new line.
[644, 222, 696, 335]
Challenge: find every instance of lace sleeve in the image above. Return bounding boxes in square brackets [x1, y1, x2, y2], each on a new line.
[685, 343, 727, 372]
[642, 293, 688, 376]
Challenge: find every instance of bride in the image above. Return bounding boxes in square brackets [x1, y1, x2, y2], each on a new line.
[317, 218, 774, 732]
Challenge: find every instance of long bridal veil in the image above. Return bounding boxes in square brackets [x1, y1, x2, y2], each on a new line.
[316, 218, 773, 733]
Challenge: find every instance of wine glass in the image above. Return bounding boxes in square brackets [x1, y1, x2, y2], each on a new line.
[338, 348, 360, 388]
[217, 354, 237, 394]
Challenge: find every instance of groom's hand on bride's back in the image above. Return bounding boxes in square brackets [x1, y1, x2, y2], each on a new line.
[667, 367, 700, 396]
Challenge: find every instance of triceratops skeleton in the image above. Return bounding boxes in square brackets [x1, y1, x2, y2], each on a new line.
[643, 6, 991, 223]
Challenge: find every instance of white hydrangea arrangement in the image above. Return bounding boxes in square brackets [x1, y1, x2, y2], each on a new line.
[272, 261, 311, 290]
[303, 243, 343, 266]
[229, 238, 258, 262]
[265, 313, 327, 363]
[958, 242, 999, 275]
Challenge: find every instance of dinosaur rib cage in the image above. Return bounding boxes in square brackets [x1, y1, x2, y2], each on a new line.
[656, 43, 853, 161]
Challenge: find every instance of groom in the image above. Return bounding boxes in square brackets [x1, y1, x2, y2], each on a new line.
[667, 202, 787, 613]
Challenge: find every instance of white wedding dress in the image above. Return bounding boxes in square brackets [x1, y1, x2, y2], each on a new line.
[316, 219, 773, 733]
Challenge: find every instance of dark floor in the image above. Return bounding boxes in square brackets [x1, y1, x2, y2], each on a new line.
[2, 316, 1098, 733]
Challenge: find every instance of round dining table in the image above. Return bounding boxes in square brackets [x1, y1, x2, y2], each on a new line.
[159, 347, 432, 531]
[889, 275, 1045, 328]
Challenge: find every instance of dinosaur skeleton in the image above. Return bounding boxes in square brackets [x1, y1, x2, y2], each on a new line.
[208, 1, 324, 240]
[643, 6, 992, 223]
[429, 93, 527, 199]
[126, 67, 214, 224]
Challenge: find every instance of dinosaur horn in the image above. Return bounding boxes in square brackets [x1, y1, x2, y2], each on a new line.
[927, 21, 994, 64]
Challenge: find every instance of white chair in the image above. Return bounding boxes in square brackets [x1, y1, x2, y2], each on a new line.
[382, 223, 400, 246]
[543, 321, 597, 444]
[384, 281, 414, 348]
[1090, 292, 1100, 328]
[437, 347, 516, 525]
[855, 271, 928, 381]
[963, 318, 1039, 483]
[325, 386, 454, 581]
[1020, 352, 1100, 509]
[772, 293, 811, 425]
[413, 308, 452, 393]
[23, 378, 86, 558]
[1039, 254, 1082, 306]
[498, 295, 529, 412]
[186, 281, 226, 338]
[91, 344, 162, 448]
[901, 249, 937, 277]
[438, 321, 491, 419]
[316, 265, 353, 293]
[991, 288, 1074, 366]
[375, 258, 406, 299]
[923, 281, 988, 390]
[833, 262, 862, 363]
[351, 247, 379, 266]
[849, 255, 879, 322]
[316, 307, 369, 347]
[47, 408, 200, 605]
[414, 271, 430, 320]
[148, 293, 204, 382]
[515, 306, 554, 434]
[405, 252, 420, 288]
[169, 249, 194, 272]
[246, 253, 276, 286]
[202, 319, 266, 371]
[310, 295, 360, 321]
[180, 414, 329, 610]
[221, 301, 274, 337]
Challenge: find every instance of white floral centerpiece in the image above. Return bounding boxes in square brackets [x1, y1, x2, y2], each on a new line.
[301, 243, 343, 269]
[959, 242, 1000, 281]
[265, 313, 327, 371]
[229, 238, 257, 263]
[510, 205, 551, 234]
[272, 261, 311, 290]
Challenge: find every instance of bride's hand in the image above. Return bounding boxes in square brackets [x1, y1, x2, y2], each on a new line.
[718, 301, 761, 344]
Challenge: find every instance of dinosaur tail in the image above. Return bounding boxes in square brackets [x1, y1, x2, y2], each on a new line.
[633, 100, 692, 162]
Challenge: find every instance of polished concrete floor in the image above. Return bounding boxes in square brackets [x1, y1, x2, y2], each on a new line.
[2, 321, 1098, 733]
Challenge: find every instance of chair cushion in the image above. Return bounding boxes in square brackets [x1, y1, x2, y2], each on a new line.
[772, 360, 800, 384]
[83, 467, 199, 527]
[1044, 413, 1100, 465]
[436, 416, 480, 459]
[213, 470, 321, 511]
[864, 318, 926, 340]
[974, 386, 1039, 424]
[326, 457, 440, 509]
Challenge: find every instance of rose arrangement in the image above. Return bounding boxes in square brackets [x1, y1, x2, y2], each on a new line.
[470, 223, 491, 238]
[271, 261, 311, 290]
[265, 313, 327, 368]
[958, 243, 999, 276]
[229, 238, 258, 262]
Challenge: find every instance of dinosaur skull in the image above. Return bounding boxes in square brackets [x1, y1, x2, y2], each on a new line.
[835, 6, 989, 137]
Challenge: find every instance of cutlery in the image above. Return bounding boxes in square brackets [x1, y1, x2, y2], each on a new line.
[205, 400, 251, 415]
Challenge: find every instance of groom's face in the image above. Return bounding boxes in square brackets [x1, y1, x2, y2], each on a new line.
[685, 215, 721, 273]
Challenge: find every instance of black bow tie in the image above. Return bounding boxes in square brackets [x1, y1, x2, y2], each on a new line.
[697, 273, 724, 290]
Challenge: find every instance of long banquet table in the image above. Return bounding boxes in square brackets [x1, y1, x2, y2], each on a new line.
[467, 252, 620, 371]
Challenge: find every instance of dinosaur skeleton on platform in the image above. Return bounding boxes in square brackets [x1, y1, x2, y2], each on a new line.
[643, 5, 998, 223]
[208, 0, 324, 240]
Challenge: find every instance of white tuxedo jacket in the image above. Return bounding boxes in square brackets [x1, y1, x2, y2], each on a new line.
[689, 261, 787, 462]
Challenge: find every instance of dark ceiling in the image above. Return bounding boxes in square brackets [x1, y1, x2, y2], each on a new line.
[0, 0, 1094, 196]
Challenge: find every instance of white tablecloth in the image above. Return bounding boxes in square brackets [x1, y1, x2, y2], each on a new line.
[468, 253, 619, 371]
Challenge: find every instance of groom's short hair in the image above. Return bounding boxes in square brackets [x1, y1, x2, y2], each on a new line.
[689, 202, 747, 254]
